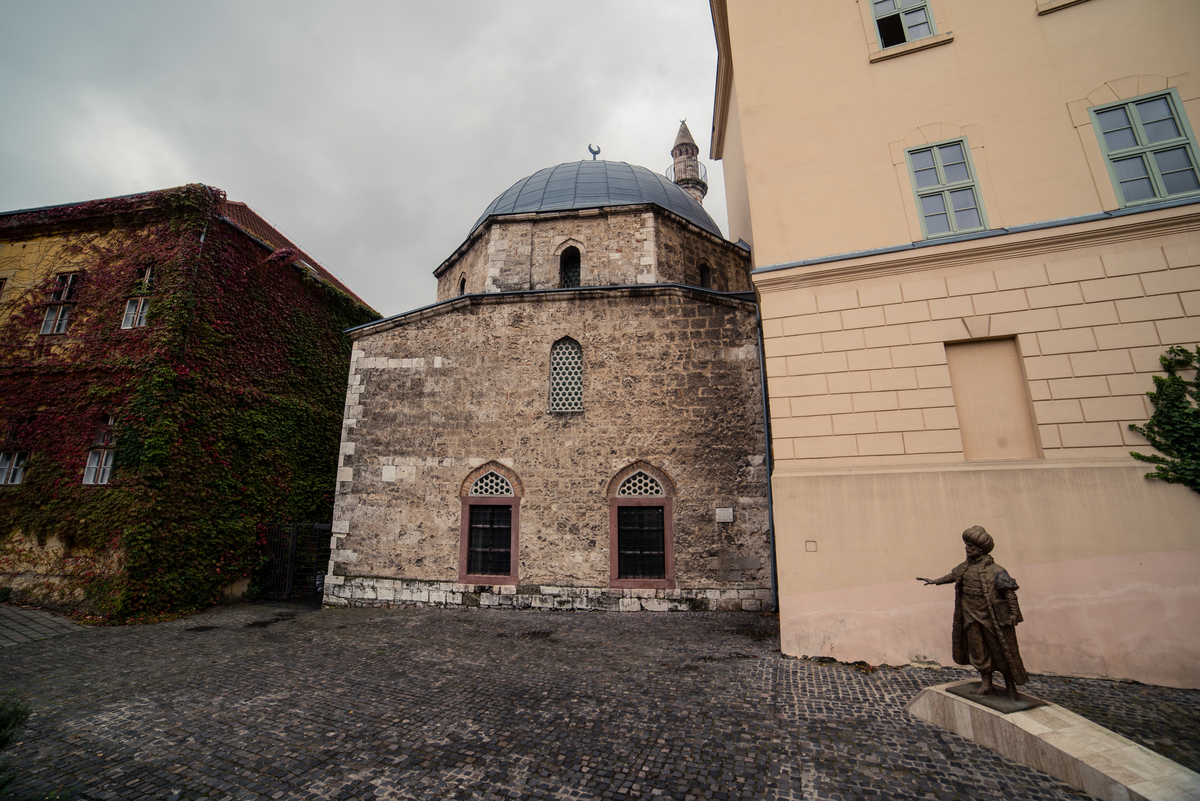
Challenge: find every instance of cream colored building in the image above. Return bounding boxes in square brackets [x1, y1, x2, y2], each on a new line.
[710, 0, 1200, 687]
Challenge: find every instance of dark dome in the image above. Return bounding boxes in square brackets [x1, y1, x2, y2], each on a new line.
[471, 160, 722, 238]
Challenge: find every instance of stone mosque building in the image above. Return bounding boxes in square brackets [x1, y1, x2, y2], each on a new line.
[323, 124, 775, 612]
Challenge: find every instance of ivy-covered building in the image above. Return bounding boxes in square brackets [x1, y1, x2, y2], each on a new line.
[0, 185, 378, 617]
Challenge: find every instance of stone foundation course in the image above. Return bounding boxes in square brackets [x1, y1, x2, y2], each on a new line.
[324, 575, 774, 612]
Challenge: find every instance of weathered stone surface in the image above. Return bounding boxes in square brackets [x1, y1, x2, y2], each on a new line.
[435, 206, 751, 300]
[329, 287, 771, 608]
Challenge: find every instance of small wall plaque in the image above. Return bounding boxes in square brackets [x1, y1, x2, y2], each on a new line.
[715, 507, 734, 523]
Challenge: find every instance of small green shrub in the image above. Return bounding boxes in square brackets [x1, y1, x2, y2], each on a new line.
[1129, 345, 1200, 493]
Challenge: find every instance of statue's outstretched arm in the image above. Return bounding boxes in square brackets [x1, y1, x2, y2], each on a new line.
[916, 574, 955, 586]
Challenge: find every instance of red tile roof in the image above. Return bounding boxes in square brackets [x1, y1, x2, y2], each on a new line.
[217, 200, 371, 308]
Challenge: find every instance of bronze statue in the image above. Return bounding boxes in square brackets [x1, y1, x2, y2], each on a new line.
[918, 526, 1028, 700]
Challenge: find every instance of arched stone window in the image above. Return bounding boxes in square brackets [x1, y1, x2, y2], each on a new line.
[559, 246, 581, 288]
[549, 337, 583, 412]
[458, 276, 467, 296]
[459, 462, 522, 585]
[698, 262, 712, 289]
[607, 462, 676, 590]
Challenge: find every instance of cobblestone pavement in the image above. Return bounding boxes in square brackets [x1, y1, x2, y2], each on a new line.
[1, 602, 1197, 800]
[0, 604, 82, 648]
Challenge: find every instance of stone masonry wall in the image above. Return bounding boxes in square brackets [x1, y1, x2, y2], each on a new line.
[327, 288, 771, 611]
[435, 208, 751, 301]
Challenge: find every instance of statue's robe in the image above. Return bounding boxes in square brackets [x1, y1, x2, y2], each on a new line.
[932, 555, 1028, 685]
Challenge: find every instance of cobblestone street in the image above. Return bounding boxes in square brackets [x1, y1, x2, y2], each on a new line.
[2, 602, 1197, 800]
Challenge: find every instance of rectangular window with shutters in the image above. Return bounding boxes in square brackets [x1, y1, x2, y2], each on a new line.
[1090, 90, 1200, 207]
[946, 339, 1041, 461]
[609, 497, 675, 590]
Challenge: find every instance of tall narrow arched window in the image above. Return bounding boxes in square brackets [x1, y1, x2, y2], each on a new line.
[607, 462, 676, 590]
[549, 337, 583, 412]
[560, 247, 581, 288]
[459, 463, 522, 585]
[698, 263, 712, 289]
[458, 276, 467, 296]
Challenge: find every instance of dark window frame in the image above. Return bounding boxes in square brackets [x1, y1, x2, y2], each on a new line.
[608, 497, 675, 590]
[458, 498, 519, 585]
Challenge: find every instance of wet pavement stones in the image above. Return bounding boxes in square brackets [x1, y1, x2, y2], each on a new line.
[1, 601, 1197, 800]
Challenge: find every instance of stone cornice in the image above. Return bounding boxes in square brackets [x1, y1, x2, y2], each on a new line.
[347, 284, 758, 340]
[753, 203, 1200, 293]
[709, 0, 732, 161]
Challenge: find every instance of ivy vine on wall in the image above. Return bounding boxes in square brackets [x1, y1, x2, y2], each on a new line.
[0, 184, 378, 618]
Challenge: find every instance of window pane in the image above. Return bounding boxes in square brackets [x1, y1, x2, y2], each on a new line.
[468, 504, 512, 575]
[1156, 148, 1200, 194]
[136, 299, 149, 327]
[617, 505, 665, 579]
[938, 143, 965, 164]
[41, 307, 58, 335]
[55, 306, 70, 334]
[942, 161, 969, 184]
[920, 194, 946, 215]
[951, 187, 982, 230]
[1136, 98, 1180, 143]
[1097, 108, 1138, 151]
[1114, 155, 1156, 202]
[899, 0, 923, 6]
[83, 450, 100, 484]
[925, 213, 951, 235]
[1113, 155, 1149, 181]
[914, 167, 940, 188]
[874, 0, 896, 15]
[910, 149, 935, 170]
[903, 8, 930, 38]
[98, 451, 114, 484]
[122, 299, 138, 329]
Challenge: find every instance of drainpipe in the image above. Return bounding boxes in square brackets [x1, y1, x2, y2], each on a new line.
[756, 314, 780, 614]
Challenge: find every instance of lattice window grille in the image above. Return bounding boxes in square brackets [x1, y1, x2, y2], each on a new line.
[470, 471, 513, 496]
[549, 338, 583, 412]
[618, 471, 664, 497]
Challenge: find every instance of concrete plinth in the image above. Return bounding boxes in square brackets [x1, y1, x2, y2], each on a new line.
[906, 680, 1200, 801]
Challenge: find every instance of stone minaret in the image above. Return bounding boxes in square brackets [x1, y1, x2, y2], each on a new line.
[669, 120, 708, 205]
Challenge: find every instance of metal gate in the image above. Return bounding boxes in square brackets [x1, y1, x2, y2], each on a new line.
[260, 522, 332, 600]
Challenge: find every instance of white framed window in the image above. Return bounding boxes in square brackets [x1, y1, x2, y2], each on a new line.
[1090, 90, 1200, 206]
[873, 0, 934, 48]
[40, 305, 71, 335]
[906, 140, 986, 238]
[40, 272, 79, 335]
[122, 297, 150, 329]
[83, 449, 114, 485]
[549, 337, 583, 412]
[0, 451, 28, 485]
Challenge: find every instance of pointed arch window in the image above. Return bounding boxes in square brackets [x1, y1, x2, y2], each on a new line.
[549, 337, 583, 412]
[458, 276, 467, 296]
[459, 464, 521, 585]
[559, 246, 581, 289]
[608, 464, 675, 590]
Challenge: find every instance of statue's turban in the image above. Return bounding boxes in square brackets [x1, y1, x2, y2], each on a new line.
[962, 526, 994, 553]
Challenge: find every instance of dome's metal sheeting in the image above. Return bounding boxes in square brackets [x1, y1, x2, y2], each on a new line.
[470, 161, 722, 238]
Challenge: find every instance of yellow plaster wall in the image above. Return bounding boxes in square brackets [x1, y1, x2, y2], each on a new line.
[0, 237, 67, 326]
[719, 0, 1200, 267]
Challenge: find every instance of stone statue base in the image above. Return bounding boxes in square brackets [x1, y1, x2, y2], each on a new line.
[946, 680, 1047, 714]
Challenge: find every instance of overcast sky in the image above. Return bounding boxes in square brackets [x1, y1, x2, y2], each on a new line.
[0, 1, 727, 317]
